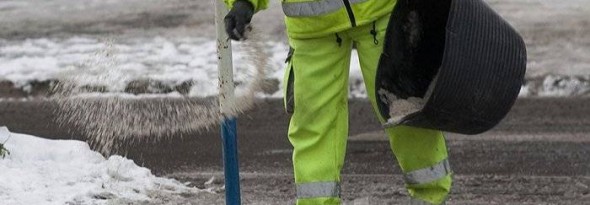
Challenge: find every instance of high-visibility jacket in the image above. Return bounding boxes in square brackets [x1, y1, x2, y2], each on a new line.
[224, 0, 396, 39]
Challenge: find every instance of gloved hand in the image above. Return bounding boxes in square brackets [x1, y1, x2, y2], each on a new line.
[224, 0, 254, 41]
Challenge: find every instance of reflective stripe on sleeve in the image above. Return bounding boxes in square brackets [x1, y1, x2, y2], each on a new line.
[282, 0, 368, 17]
[296, 182, 340, 199]
[404, 158, 452, 185]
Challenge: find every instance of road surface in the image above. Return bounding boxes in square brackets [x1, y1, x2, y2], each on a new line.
[0, 98, 588, 204]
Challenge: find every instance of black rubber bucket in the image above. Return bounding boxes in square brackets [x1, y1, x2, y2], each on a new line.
[375, 0, 527, 134]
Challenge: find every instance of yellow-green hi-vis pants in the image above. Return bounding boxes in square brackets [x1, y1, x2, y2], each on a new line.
[282, 14, 452, 205]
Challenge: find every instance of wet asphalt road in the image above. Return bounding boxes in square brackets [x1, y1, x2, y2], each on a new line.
[0, 98, 588, 176]
[0, 98, 589, 204]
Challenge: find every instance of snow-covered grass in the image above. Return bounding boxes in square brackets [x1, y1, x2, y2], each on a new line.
[0, 36, 587, 99]
[525, 75, 590, 97]
[0, 37, 288, 97]
[0, 36, 370, 98]
[0, 126, 204, 205]
[0, 0, 588, 99]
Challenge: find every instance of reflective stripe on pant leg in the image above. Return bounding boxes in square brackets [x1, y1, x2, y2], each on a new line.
[390, 127, 452, 205]
[405, 159, 452, 205]
[287, 33, 352, 205]
[297, 182, 340, 199]
[404, 158, 451, 185]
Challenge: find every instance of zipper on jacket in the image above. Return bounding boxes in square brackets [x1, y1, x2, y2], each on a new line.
[342, 0, 357, 27]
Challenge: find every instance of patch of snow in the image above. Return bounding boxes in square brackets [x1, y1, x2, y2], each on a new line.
[0, 126, 203, 205]
[0, 36, 370, 98]
[518, 85, 530, 97]
[2, 36, 588, 99]
[537, 75, 590, 97]
[0, 37, 290, 97]
[349, 50, 367, 98]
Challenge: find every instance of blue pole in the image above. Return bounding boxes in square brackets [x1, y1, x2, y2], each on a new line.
[215, 0, 241, 204]
[221, 117, 241, 205]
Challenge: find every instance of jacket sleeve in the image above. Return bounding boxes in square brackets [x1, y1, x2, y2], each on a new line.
[223, 0, 269, 12]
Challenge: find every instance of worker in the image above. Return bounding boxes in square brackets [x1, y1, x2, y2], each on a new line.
[223, 0, 452, 204]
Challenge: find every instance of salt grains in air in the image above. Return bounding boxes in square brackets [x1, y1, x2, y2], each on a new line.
[51, 30, 271, 155]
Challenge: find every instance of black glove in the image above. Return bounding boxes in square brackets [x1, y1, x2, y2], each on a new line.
[224, 0, 254, 41]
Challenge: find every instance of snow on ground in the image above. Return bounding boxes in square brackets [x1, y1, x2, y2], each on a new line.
[0, 36, 370, 98]
[0, 126, 204, 205]
[0, 36, 288, 97]
[489, 0, 590, 77]
[1, 36, 588, 99]
[534, 75, 590, 97]
[0, 0, 588, 98]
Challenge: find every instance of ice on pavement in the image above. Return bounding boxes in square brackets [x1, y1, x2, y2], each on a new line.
[0, 126, 203, 205]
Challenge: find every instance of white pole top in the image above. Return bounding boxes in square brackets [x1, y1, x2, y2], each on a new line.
[214, 0, 236, 116]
